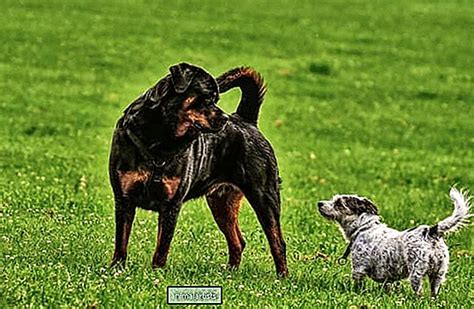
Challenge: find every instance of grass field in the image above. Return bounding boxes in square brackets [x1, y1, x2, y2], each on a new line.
[1, 0, 473, 307]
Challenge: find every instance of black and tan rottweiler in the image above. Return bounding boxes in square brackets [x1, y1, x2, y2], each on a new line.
[109, 63, 288, 276]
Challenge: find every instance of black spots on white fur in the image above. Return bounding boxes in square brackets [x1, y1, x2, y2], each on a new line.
[428, 224, 439, 239]
[342, 196, 378, 215]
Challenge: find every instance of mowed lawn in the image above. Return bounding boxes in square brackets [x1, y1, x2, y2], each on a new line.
[1, 0, 473, 307]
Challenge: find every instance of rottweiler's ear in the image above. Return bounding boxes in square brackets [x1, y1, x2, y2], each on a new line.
[169, 63, 196, 93]
[361, 198, 378, 215]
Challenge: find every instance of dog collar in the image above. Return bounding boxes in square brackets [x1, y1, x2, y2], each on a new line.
[338, 240, 353, 265]
[125, 128, 166, 168]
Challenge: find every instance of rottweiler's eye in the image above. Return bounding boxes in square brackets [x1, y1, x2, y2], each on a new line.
[192, 96, 207, 106]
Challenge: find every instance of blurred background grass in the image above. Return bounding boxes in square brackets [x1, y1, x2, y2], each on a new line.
[1, 0, 473, 307]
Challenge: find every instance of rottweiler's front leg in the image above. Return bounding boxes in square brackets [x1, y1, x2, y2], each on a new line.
[152, 202, 182, 268]
[111, 198, 136, 267]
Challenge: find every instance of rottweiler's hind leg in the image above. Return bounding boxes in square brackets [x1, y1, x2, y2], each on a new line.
[206, 183, 245, 269]
[242, 186, 288, 277]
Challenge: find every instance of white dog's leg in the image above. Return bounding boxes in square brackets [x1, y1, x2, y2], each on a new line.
[429, 264, 447, 299]
[409, 270, 425, 297]
[352, 268, 366, 292]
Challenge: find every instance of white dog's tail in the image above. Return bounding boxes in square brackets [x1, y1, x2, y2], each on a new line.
[430, 187, 471, 236]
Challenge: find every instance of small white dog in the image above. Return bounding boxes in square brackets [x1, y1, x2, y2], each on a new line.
[317, 187, 471, 297]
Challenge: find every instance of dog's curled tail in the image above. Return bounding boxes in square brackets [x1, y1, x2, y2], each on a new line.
[217, 67, 266, 125]
[430, 187, 472, 236]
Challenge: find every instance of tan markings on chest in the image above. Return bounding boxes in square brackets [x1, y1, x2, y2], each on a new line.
[118, 170, 150, 195]
[162, 176, 181, 199]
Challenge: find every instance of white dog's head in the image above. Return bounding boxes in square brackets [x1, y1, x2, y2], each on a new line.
[318, 194, 379, 230]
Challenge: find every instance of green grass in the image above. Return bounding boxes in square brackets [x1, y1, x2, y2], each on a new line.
[1, 0, 473, 307]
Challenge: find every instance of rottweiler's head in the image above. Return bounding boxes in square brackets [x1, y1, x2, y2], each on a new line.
[155, 63, 229, 138]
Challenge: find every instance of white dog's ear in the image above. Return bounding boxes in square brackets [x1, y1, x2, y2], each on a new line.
[361, 198, 378, 215]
